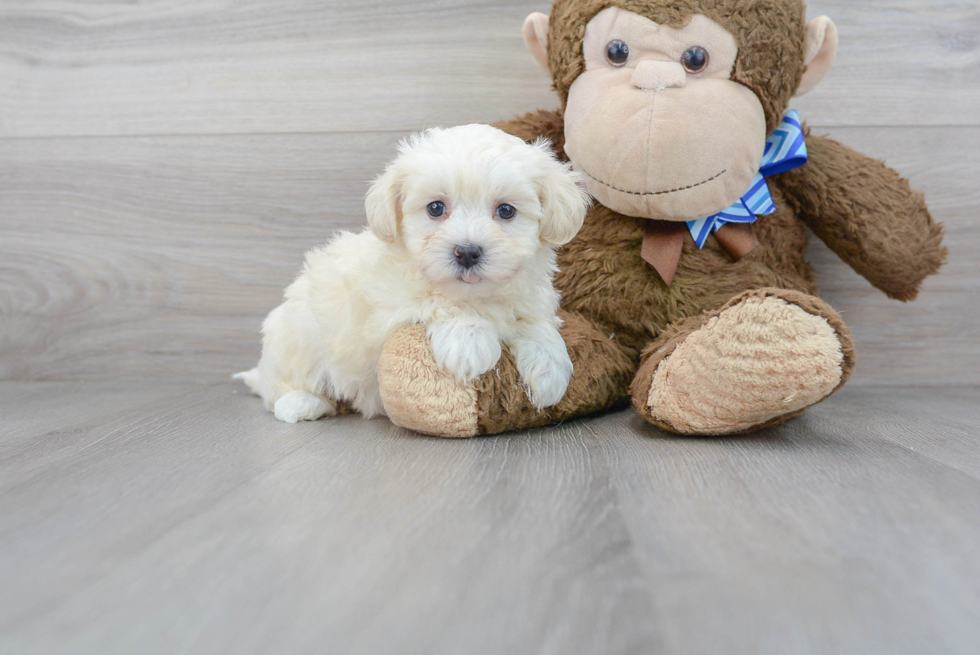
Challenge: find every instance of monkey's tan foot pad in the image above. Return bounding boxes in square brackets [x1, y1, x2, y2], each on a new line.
[631, 289, 856, 435]
[378, 324, 480, 438]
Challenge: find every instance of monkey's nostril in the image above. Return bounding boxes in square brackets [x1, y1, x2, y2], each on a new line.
[631, 61, 687, 91]
[454, 244, 483, 269]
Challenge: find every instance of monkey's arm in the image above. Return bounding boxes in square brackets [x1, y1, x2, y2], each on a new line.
[494, 109, 568, 159]
[775, 132, 946, 301]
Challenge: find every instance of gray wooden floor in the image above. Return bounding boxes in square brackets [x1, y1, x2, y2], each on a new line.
[1, 381, 978, 654]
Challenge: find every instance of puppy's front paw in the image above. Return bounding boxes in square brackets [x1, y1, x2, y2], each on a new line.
[274, 391, 335, 423]
[428, 319, 502, 383]
[514, 337, 573, 410]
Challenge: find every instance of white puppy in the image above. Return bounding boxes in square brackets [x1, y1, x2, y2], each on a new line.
[235, 124, 590, 423]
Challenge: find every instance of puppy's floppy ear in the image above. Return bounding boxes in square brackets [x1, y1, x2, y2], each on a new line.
[532, 139, 591, 246]
[365, 165, 403, 243]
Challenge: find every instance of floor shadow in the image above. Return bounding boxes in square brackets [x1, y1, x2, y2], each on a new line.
[624, 410, 854, 453]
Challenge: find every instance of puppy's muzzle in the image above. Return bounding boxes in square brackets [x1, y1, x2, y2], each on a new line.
[453, 244, 483, 270]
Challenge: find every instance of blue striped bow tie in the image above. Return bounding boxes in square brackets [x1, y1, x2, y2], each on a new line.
[686, 109, 808, 249]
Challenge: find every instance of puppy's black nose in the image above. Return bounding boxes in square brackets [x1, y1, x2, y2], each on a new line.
[454, 244, 483, 269]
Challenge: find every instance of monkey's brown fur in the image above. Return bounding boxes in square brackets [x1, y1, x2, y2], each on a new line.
[379, 0, 946, 437]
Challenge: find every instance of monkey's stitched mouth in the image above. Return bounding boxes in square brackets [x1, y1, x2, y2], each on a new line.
[580, 168, 727, 197]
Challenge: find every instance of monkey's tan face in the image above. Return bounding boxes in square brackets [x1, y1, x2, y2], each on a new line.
[563, 8, 767, 222]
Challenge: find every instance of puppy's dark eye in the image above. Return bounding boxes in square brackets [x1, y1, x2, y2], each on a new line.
[681, 46, 709, 73]
[426, 201, 445, 218]
[495, 204, 516, 220]
[605, 39, 630, 67]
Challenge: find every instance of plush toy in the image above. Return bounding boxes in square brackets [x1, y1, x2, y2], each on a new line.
[376, 0, 946, 437]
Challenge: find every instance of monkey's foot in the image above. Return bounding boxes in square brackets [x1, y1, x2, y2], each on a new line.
[631, 289, 855, 435]
[379, 312, 634, 438]
[377, 324, 481, 438]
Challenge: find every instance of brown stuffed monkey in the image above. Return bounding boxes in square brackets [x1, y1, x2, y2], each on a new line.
[376, 0, 947, 437]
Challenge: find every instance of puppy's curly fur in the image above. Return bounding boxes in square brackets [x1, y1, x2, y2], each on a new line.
[235, 124, 591, 423]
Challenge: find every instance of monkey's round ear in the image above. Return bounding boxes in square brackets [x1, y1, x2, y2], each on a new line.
[364, 166, 402, 243]
[523, 12, 551, 75]
[796, 16, 838, 97]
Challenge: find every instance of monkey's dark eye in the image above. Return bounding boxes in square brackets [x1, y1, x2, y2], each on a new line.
[495, 204, 516, 220]
[681, 46, 709, 73]
[426, 201, 445, 218]
[605, 39, 630, 67]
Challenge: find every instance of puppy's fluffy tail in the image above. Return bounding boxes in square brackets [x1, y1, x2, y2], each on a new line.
[232, 368, 261, 395]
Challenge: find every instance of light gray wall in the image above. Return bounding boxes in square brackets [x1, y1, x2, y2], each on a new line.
[1, 0, 977, 383]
